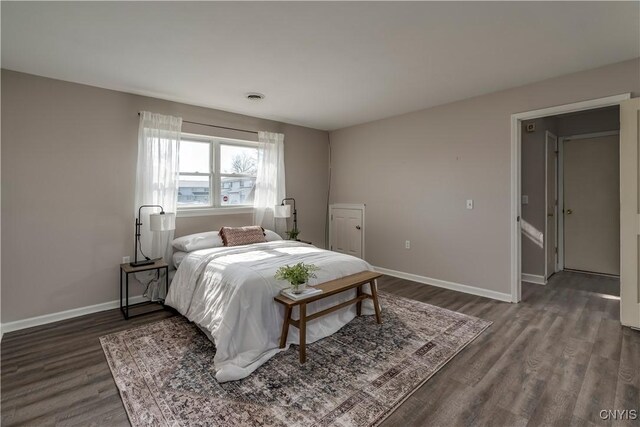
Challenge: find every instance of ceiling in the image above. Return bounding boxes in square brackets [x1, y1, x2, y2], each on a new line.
[2, 2, 638, 131]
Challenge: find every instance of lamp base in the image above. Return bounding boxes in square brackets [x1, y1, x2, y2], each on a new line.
[130, 259, 155, 267]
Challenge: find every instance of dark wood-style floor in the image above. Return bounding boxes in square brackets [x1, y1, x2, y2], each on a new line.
[2, 272, 638, 426]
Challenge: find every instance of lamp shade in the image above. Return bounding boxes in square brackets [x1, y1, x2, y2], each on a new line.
[274, 204, 291, 218]
[149, 212, 176, 231]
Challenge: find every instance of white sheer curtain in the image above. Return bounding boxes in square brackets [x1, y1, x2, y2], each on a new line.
[253, 131, 286, 231]
[135, 111, 182, 300]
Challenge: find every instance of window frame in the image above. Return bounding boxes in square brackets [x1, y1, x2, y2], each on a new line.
[177, 133, 259, 217]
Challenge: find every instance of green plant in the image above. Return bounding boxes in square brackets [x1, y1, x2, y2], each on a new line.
[275, 262, 319, 288]
[286, 227, 300, 240]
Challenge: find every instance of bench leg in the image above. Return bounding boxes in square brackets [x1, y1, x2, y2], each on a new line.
[356, 285, 362, 316]
[279, 305, 291, 349]
[299, 303, 306, 363]
[369, 280, 382, 324]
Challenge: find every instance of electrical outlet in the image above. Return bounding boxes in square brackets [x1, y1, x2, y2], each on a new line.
[122, 256, 130, 264]
[522, 195, 529, 205]
[466, 199, 474, 210]
[405, 240, 411, 249]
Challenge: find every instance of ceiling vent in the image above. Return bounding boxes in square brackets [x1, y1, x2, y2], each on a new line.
[246, 92, 265, 101]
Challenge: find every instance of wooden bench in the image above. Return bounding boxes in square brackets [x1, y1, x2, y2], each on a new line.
[274, 270, 383, 363]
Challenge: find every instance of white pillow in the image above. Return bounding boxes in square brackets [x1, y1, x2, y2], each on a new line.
[172, 229, 282, 252]
[172, 231, 223, 252]
[264, 229, 283, 241]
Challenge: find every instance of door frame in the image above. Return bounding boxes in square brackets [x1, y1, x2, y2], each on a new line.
[620, 98, 640, 328]
[557, 130, 620, 272]
[328, 203, 366, 259]
[544, 130, 558, 280]
[510, 93, 630, 303]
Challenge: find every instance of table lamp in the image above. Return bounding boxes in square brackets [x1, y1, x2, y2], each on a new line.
[131, 204, 175, 267]
[274, 198, 298, 239]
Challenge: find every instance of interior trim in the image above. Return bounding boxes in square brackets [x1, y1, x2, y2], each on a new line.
[510, 93, 631, 304]
[1, 265, 513, 338]
[373, 266, 513, 302]
[521, 273, 546, 285]
[1, 295, 148, 338]
[177, 207, 254, 217]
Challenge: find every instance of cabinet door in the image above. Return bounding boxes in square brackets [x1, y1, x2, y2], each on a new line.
[331, 208, 363, 259]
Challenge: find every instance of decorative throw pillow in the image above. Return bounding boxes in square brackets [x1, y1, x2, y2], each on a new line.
[219, 226, 267, 247]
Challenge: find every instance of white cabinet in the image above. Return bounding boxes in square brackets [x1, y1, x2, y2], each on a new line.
[329, 204, 365, 259]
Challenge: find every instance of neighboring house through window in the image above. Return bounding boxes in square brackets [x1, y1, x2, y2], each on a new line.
[178, 134, 258, 211]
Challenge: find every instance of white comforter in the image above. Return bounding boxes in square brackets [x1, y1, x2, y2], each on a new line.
[165, 240, 376, 382]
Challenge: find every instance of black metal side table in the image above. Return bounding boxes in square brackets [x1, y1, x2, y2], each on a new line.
[119, 259, 169, 319]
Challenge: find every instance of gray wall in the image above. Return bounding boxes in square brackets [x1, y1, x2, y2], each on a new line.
[520, 107, 620, 277]
[1, 70, 329, 323]
[329, 58, 639, 295]
[556, 107, 620, 137]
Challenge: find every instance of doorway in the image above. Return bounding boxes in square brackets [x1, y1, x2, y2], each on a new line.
[521, 112, 620, 285]
[522, 110, 620, 285]
[510, 93, 630, 303]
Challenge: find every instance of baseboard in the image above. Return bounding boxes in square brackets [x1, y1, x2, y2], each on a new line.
[2, 267, 514, 336]
[373, 266, 513, 303]
[1, 295, 148, 337]
[521, 273, 546, 285]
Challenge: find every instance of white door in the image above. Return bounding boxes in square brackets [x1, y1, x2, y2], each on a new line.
[330, 205, 364, 259]
[545, 131, 558, 279]
[563, 133, 620, 275]
[620, 98, 640, 329]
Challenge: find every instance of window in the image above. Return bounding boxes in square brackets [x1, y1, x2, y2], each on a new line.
[178, 134, 258, 211]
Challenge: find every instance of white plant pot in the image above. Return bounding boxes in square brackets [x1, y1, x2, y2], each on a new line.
[292, 282, 307, 294]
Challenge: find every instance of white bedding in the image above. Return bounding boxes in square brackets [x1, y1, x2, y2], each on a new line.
[172, 251, 188, 269]
[165, 240, 376, 382]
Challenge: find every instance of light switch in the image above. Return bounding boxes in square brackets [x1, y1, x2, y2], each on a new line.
[522, 195, 529, 205]
[466, 199, 474, 210]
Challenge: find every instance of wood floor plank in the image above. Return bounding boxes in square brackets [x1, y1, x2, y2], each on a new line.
[612, 329, 640, 427]
[594, 318, 624, 361]
[525, 337, 593, 427]
[475, 405, 529, 427]
[571, 303, 605, 343]
[570, 415, 600, 427]
[573, 354, 620, 424]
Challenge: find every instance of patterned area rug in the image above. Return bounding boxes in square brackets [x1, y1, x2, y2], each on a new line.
[100, 292, 491, 427]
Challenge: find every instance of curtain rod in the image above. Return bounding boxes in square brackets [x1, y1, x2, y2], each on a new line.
[138, 112, 259, 135]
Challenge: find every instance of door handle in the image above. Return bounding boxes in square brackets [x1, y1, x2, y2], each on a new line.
[566, 209, 572, 215]
[547, 213, 554, 217]
[355, 225, 361, 230]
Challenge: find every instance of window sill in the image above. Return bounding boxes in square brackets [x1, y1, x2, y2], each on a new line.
[177, 207, 255, 218]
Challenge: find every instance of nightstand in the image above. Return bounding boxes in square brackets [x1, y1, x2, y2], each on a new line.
[119, 259, 169, 319]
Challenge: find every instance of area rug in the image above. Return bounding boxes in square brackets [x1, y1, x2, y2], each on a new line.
[100, 292, 491, 427]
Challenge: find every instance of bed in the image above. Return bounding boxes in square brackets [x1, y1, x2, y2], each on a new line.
[165, 236, 377, 382]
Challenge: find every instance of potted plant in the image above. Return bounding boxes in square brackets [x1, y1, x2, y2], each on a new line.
[286, 227, 300, 241]
[275, 262, 319, 294]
